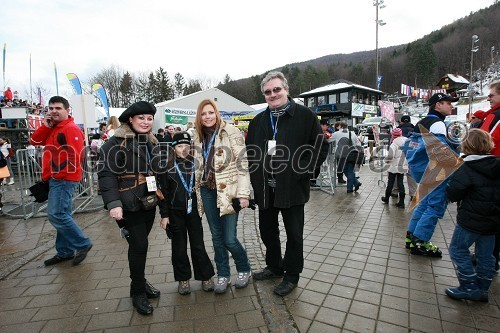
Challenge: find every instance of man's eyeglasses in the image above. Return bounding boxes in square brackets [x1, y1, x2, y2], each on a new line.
[264, 86, 283, 96]
[471, 116, 477, 119]
[488, 94, 497, 98]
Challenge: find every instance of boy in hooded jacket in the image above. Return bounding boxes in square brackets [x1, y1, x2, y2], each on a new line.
[445, 129, 500, 302]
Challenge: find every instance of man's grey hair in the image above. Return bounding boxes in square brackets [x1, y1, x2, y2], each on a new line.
[490, 80, 500, 94]
[260, 71, 289, 94]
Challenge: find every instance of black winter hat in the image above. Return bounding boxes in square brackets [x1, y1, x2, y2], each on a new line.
[428, 93, 459, 106]
[118, 101, 156, 123]
[171, 131, 191, 147]
[400, 115, 411, 123]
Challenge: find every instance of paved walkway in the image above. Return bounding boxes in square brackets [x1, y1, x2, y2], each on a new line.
[0, 168, 498, 332]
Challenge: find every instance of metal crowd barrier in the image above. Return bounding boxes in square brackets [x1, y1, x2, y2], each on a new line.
[311, 143, 338, 195]
[1, 147, 101, 220]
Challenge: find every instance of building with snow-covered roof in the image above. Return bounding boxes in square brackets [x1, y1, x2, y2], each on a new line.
[298, 79, 384, 126]
[436, 74, 469, 95]
[153, 88, 254, 131]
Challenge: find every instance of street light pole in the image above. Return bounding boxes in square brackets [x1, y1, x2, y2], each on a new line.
[469, 35, 479, 116]
[373, 0, 386, 90]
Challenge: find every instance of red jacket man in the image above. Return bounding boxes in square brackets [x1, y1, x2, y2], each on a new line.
[30, 104, 84, 182]
[475, 81, 500, 156]
[29, 96, 92, 267]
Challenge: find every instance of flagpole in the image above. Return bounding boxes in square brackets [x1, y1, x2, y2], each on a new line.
[2, 43, 6, 92]
[54, 62, 59, 95]
[30, 53, 33, 103]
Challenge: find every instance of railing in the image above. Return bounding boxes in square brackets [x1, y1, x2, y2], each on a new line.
[1, 147, 101, 219]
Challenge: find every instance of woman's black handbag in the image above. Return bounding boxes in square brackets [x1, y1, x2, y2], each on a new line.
[138, 193, 158, 211]
[29, 181, 50, 203]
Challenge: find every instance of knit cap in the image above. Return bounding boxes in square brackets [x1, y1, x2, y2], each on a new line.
[171, 131, 191, 147]
[391, 128, 402, 140]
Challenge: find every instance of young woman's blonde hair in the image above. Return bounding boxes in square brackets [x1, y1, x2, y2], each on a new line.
[461, 128, 494, 155]
[107, 115, 120, 129]
[195, 99, 222, 143]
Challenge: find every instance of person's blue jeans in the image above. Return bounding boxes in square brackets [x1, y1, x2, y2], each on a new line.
[407, 181, 448, 242]
[449, 225, 496, 280]
[200, 187, 251, 278]
[344, 162, 360, 192]
[47, 179, 92, 257]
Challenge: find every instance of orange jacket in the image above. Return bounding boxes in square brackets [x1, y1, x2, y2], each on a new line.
[476, 104, 500, 156]
[30, 117, 85, 181]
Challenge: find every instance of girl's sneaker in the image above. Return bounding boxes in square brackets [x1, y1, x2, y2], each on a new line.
[235, 271, 251, 289]
[214, 276, 231, 294]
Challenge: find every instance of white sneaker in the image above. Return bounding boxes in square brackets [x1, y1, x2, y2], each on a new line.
[8, 180, 14, 185]
[235, 271, 251, 289]
[214, 276, 231, 294]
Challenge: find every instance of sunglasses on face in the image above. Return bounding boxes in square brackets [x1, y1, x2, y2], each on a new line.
[264, 86, 283, 96]
[471, 116, 477, 119]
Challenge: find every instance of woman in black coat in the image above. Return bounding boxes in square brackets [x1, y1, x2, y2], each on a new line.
[98, 101, 165, 315]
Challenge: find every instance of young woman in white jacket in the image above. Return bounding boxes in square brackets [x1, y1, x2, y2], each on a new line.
[381, 128, 408, 208]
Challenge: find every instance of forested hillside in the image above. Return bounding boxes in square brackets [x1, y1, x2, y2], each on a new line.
[218, 2, 499, 104]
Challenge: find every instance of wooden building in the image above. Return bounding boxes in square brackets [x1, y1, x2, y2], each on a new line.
[436, 74, 469, 95]
[298, 79, 384, 125]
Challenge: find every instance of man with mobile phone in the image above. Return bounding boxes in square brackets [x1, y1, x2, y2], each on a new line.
[30, 96, 93, 266]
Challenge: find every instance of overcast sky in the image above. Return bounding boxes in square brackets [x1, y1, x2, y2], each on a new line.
[1, 0, 496, 99]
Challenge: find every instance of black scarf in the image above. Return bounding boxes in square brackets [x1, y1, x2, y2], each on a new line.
[201, 126, 217, 190]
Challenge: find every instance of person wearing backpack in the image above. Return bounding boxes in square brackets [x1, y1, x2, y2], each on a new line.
[404, 93, 458, 257]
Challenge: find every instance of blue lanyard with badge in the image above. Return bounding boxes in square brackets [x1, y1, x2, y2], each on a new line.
[175, 161, 194, 214]
[268, 112, 279, 155]
[144, 144, 157, 192]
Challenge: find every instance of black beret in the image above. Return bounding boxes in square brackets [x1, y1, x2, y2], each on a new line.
[118, 101, 156, 123]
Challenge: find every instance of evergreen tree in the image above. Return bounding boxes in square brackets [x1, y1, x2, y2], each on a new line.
[154, 67, 174, 103]
[184, 79, 202, 95]
[119, 71, 134, 107]
[406, 40, 437, 87]
[174, 73, 185, 97]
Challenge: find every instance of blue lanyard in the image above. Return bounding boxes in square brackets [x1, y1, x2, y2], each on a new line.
[203, 130, 217, 161]
[174, 161, 194, 195]
[269, 112, 279, 139]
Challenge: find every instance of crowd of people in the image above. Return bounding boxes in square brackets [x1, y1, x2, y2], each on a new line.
[1, 87, 45, 115]
[1, 74, 498, 315]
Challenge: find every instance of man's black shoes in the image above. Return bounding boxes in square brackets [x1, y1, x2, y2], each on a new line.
[132, 293, 153, 315]
[354, 182, 362, 192]
[273, 281, 297, 296]
[44, 255, 74, 266]
[145, 280, 161, 298]
[130, 280, 161, 298]
[253, 267, 284, 281]
[73, 244, 93, 266]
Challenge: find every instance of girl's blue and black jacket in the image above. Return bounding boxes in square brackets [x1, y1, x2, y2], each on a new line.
[446, 155, 500, 235]
[157, 156, 198, 218]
